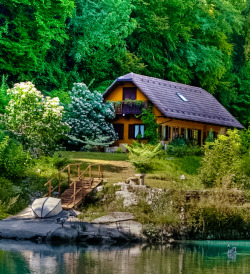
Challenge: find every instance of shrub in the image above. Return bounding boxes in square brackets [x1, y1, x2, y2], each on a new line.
[133, 190, 182, 226]
[167, 139, 203, 157]
[65, 83, 117, 149]
[126, 142, 162, 173]
[116, 147, 123, 153]
[4, 82, 69, 156]
[199, 129, 246, 188]
[240, 125, 250, 154]
[0, 135, 30, 179]
[186, 190, 250, 239]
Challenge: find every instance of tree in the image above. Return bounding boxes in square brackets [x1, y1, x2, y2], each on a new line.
[66, 0, 139, 91]
[128, 0, 244, 92]
[4, 82, 69, 156]
[65, 83, 117, 148]
[0, 0, 74, 85]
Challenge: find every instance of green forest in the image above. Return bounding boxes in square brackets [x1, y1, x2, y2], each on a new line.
[0, 0, 249, 127]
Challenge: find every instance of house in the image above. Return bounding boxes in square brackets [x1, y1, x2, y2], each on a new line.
[103, 73, 243, 146]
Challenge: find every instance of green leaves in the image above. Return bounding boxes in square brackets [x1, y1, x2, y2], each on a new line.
[65, 83, 117, 149]
[4, 82, 69, 156]
[126, 142, 162, 173]
[138, 105, 158, 145]
[0, 0, 74, 82]
[199, 129, 247, 187]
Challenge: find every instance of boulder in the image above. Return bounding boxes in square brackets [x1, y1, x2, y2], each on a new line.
[46, 227, 78, 242]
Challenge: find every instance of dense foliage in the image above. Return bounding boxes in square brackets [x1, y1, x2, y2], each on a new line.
[199, 129, 247, 187]
[126, 142, 162, 173]
[138, 105, 159, 144]
[0, 0, 74, 88]
[4, 82, 69, 156]
[0, 0, 249, 126]
[65, 83, 117, 149]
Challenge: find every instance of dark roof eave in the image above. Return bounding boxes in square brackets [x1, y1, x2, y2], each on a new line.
[103, 78, 134, 98]
[159, 114, 244, 129]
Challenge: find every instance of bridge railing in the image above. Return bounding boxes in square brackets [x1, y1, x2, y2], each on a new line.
[43, 163, 103, 200]
[69, 164, 103, 207]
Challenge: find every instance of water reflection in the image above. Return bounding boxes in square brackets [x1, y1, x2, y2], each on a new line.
[0, 240, 250, 274]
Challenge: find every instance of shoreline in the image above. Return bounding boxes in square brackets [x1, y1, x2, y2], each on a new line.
[1, 208, 250, 244]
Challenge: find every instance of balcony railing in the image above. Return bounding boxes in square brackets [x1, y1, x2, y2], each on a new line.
[113, 101, 148, 115]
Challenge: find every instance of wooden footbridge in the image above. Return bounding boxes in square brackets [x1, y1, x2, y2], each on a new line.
[43, 163, 103, 209]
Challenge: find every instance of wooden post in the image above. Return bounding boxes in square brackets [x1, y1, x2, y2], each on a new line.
[89, 165, 91, 179]
[82, 179, 84, 196]
[67, 165, 71, 186]
[98, 164, 101, 179]
[49, 180, 52, 197]
[73, 181, 76, 207]
[77, 164, 80, 177]
[58, 173, 61, 195]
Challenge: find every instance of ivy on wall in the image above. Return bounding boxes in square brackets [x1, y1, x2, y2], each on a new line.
[138, 105, 159, 145]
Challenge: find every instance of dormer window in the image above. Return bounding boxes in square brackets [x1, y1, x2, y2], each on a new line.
[177, 93, 188, 102]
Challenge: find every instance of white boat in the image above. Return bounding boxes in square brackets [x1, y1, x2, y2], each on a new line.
[31, 197, 62, 218]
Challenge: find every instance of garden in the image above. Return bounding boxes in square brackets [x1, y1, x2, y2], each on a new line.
[0, 74, 249, 240]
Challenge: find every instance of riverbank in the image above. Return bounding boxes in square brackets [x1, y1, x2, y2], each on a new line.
[0, 208, 144, 244]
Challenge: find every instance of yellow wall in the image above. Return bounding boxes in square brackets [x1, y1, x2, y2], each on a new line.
[105, 82, 148, 101]
[106, 82, 226, 145]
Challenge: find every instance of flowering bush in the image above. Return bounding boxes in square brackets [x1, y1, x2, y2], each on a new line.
[4, 82, 69, 156]
[65, 83, 117, 148]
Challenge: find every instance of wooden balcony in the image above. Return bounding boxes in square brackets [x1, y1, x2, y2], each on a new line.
[114, 101, 148, 115]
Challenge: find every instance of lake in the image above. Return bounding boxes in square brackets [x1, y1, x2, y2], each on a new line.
[0, 240, 250, 273]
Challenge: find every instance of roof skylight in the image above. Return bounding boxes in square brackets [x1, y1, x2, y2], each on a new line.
[177, 93, 188, 102]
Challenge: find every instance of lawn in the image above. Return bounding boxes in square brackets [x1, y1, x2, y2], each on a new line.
[59, 151, 203, 189]
[60, 151, 133, 185]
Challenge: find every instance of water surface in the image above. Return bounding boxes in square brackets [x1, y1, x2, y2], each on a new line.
[0, 240, 250, 273]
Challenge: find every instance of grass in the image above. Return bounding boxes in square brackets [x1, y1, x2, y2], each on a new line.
[59, 151, 133, 184]
[59, 151, 203, 189]
[60, 151, 128, 161]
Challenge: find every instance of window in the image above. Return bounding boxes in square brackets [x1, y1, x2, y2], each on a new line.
[123, 87, 137, 100]
[128, 124, 145, 139]
[187, 129, 202, 145]
[159, 125, 171, 141]
[172, 127, 179, 139]
[177, 93, 188, 102]
[113, 124, 124, 140]
[165, 126, 171, 141]
[181, 128, 188, 140]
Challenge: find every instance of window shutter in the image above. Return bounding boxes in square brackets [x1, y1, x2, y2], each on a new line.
[159, 125, 162, 139]
[113, 124, 124, 140]
[198, 130, 201, 146]
[128, 124, 135, 139]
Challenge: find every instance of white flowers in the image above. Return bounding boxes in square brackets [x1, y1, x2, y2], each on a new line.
[4, 81, 70, 156]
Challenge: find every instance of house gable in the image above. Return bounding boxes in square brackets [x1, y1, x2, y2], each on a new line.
[104, 72, 244, 129]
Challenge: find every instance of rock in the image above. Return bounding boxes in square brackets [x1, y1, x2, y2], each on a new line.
[46, 227, 78, 242]
[92, 212, 134, 224]
[79, 219, 144, 243]
[96, 186, 104, 192]
[113, 182, 127, 187]
[127, 177, 139, 185]
[115, 190, 138, 207]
